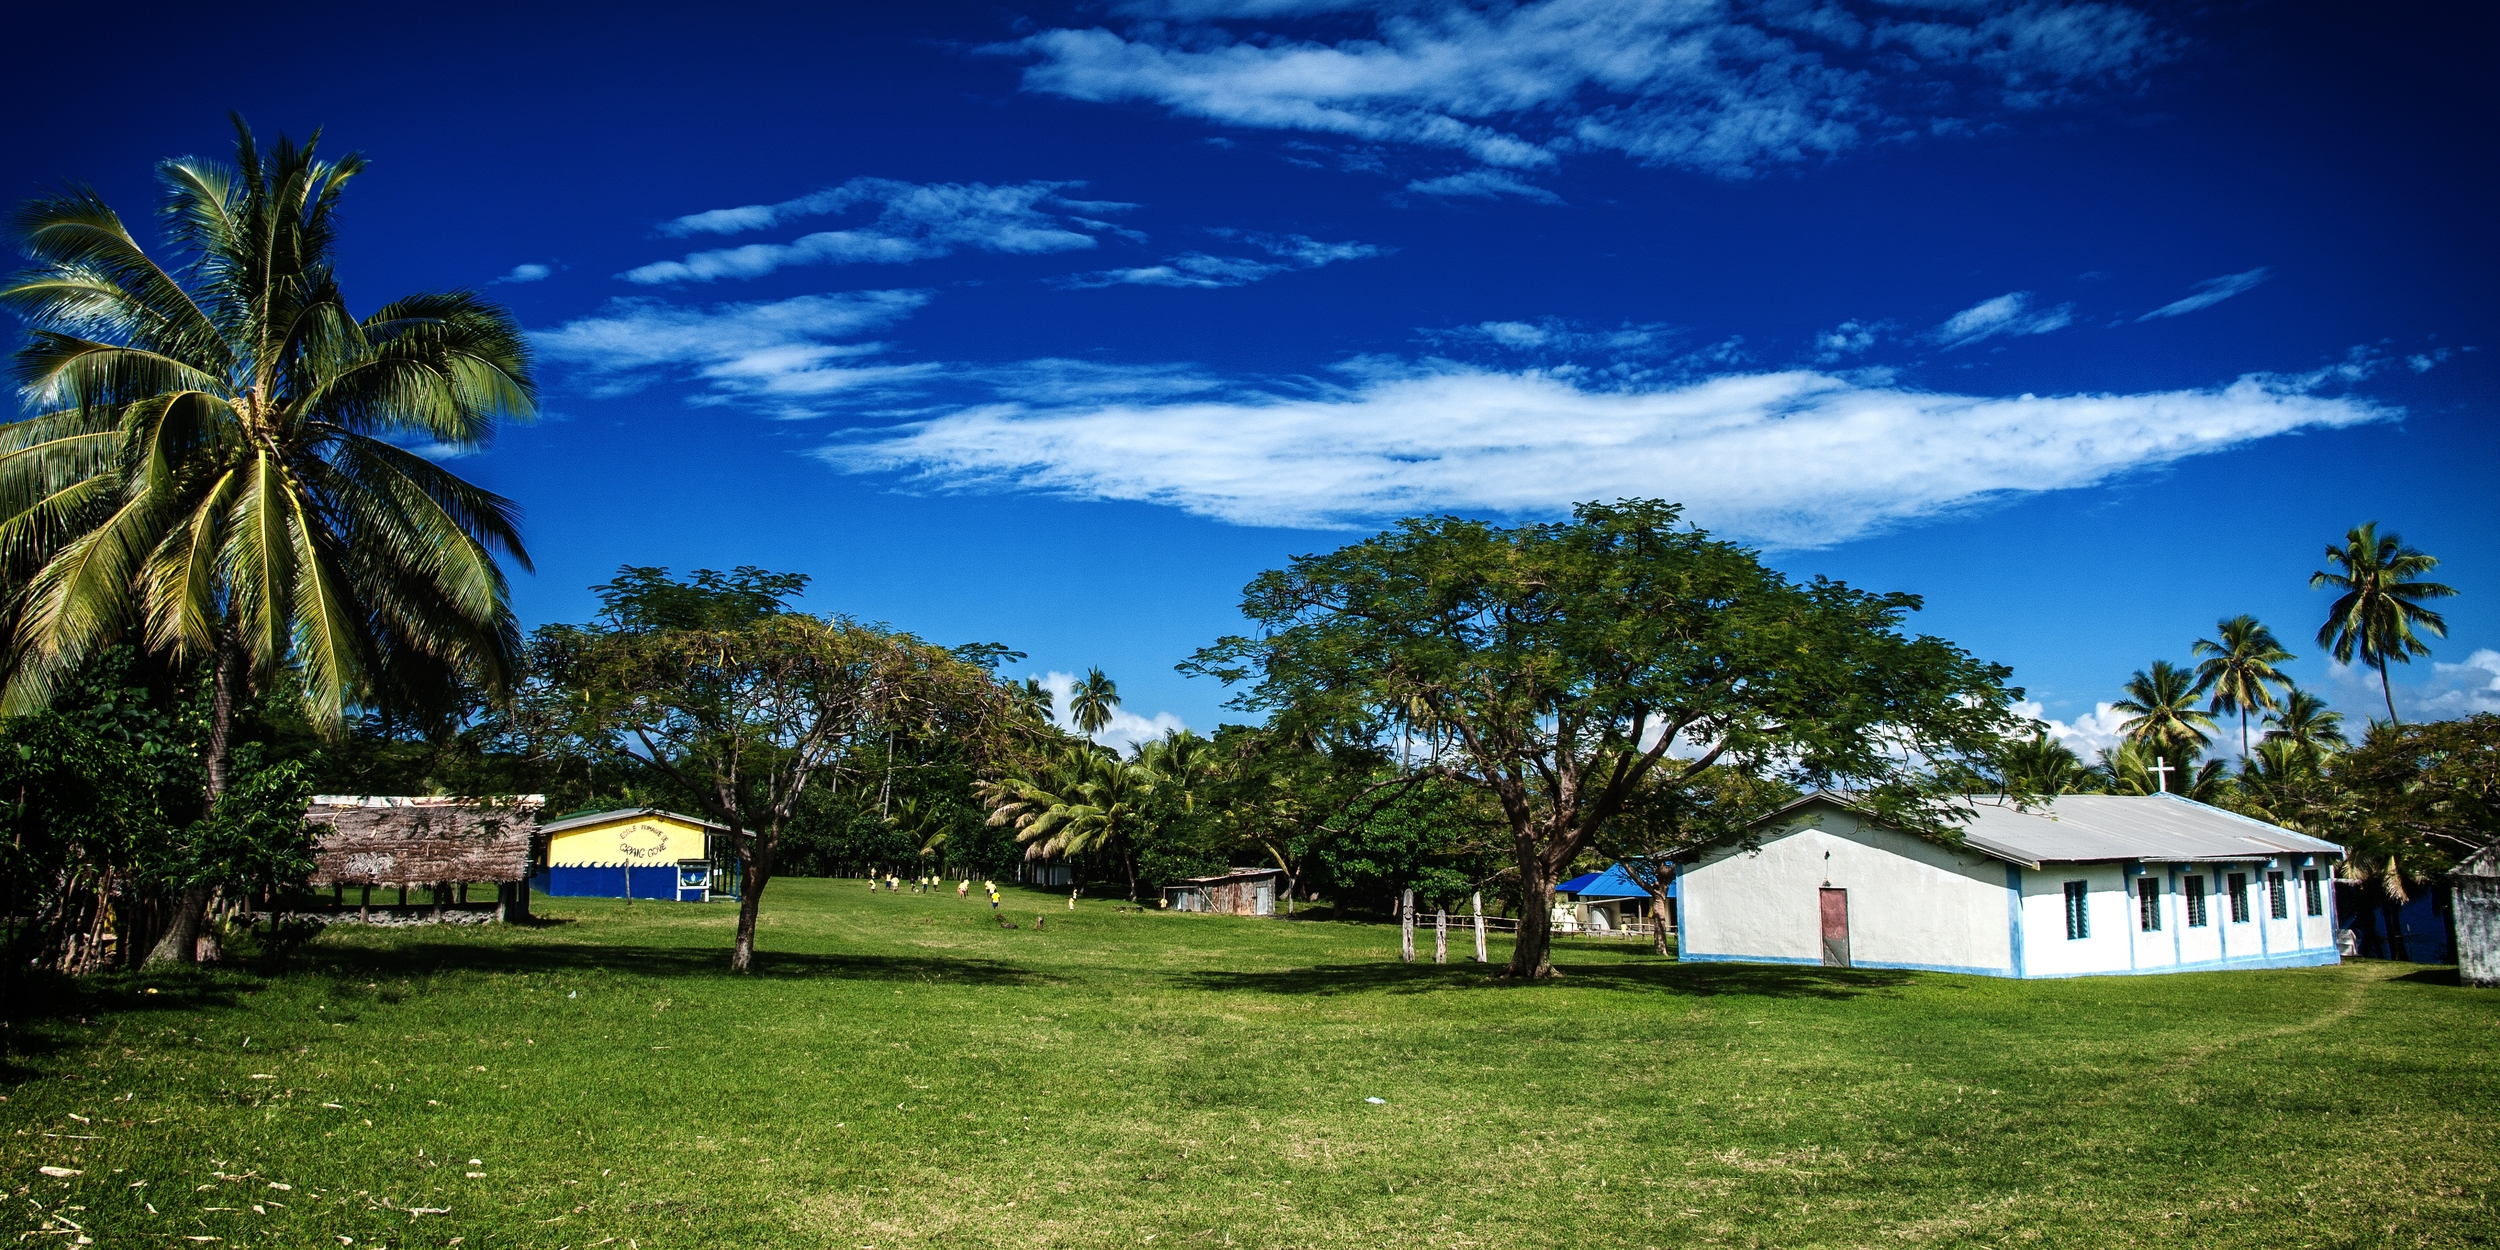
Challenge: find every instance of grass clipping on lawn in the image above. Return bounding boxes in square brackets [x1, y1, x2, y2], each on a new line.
[3, 879, 2493, 1248]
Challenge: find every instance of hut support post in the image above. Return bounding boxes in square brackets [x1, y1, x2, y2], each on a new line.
[1473, 892, 1487, 963]
[1401, 890, 1415, 962]
[1434, 907, 1448, 963]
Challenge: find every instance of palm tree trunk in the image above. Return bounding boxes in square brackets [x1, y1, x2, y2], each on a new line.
[146, 622, 242, 967]
[2378, 657, 2401, 725]
[2241, 709, 2251, 762]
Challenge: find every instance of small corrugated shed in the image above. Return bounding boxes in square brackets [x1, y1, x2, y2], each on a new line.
[2451, 839, 2500, 988]
[1165, 868, 1283, 916]
[306, 796, 540, 888]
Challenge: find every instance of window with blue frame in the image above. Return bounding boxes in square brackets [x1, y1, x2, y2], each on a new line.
[2303, 869, 2323, 916]
[2137, 878, 2161, 932]
[2227, 872, 2251, 922]
[2063, 881, 2090, 940]
[2268, 870, 2288, 919]
[2185, 875, 2208, 927]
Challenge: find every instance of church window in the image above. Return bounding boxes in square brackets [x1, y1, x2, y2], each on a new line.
[2137, 878, 2161, 932]
[2063, 881, 2089, 940]
[2303, 869, 2323, 916]
[2185, 875, 2208, 927]
[2268, 871, 2288, 919]
[2227, 872, 2251, 922]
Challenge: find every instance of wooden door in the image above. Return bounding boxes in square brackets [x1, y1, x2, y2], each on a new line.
[1819, 887, 1851, 968]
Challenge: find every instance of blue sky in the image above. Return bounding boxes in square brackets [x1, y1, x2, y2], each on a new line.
[5, 0, 2495, 752]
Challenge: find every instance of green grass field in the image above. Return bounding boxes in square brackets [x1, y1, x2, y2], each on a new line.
[5, 880, 2495, 1249]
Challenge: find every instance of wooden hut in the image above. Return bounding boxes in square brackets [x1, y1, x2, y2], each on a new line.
[1163, 868, 1284, 916]
[2452, 839, 2500, 988]
[306, 796, 541, 922]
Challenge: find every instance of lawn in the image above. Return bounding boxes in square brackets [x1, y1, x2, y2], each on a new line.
[4, 881, 2494, 1249]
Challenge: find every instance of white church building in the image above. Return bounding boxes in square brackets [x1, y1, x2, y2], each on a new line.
[1675, 792, 2343, 978]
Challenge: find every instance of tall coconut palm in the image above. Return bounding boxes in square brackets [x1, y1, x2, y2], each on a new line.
[1068, 667, 1119, 737]
[2312, 522, 2456, 725]
[2191, 615, 2295, 760]
[2260, 689, 2348, 768]
[0, 120, 532, 961]
[2110, 660, 2215, 779]
[1996, 730, 2099, 797]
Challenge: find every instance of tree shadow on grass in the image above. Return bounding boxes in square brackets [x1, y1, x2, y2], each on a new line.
[2391, 966, 2464, 988]
[272, 936, 1047, 989]
[1170, 958, 1914, 1000]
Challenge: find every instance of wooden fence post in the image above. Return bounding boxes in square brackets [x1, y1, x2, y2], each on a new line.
[1473, 892, 1488, 963]
[1401, 889, 1415, 962]
[1435, 907, 1448, 963]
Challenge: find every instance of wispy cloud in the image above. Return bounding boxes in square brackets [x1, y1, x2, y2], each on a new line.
[534, 291, 936, 414]
[2135, 266, 2269, 321]
[1004, 0, 2171, 179]
[1812, 319, 1885, 363]
[1055, 233, 1386, 289]
[494, 262, 553, 284]
[623, 179, 1127, 284]
[1932, 291, 2073, 349]
[1405, 170, 1564, 203]
[824, 359, 2390, 547]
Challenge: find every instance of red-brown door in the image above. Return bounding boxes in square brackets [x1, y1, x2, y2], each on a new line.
[1819, 887, 1851, 968]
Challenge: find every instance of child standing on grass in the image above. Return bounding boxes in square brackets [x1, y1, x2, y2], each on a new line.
[957, 880, 969, 900]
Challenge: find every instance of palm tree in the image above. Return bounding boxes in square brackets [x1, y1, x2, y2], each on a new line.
[2110, 660, 2216, 779]
[2096, 740, 2226, 801]
[2312, 522, 2457, 724]
[2260, 689, 2348, 768]
[1068, 667, 1119, 737]
[2191, 615, 2294, 760]
[1996, 730, 2100, 797]
[0, 120, 532, 961]
[982, 745, 1159, 900]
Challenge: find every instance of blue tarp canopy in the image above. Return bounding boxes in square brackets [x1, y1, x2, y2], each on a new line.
[1556, 863, 1660, 898]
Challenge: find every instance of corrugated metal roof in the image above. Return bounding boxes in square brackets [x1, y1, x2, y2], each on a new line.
[538, 807, 728, 836]
[1732, 792, 2341, 869]
[1178, 868, 1283, 885]
[1952, 794, 2342, 867]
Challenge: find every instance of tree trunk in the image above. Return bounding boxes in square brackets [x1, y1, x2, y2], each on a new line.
[1508, 851, 1558, 979]
[147, 624, 242, 967]
[730, 827, 775, 973]
[1651, 881, 1674, 957]
[2378, 657, 2401, 726]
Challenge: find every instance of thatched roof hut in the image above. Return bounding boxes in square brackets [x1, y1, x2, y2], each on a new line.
[306, 796, 541, 888]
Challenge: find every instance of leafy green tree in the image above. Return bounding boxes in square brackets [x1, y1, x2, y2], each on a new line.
[2096, 739, 2228, 802]
[0, 119, 534, 962]
[0, 714, 147, 976]
[2312, 522, 2457, 724]
[1069, 668, 1120, 738]
[1186, 500, 2023, 979]
[2320, 716, 2500, 959]
[2110, 660, 2214, 777]
[188, 751, 320, 944]
[983, 745, 1161, 899]
[2191, 615, 2295, 759]
[529, 566, 1007, 970]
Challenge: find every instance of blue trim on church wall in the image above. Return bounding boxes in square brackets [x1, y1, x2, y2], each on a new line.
[540, 865, 684, 900]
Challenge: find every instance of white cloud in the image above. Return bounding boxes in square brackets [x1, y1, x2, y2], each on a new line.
[1405, 170, 1565, 203]
[1004, 0, 2170, 179]
[1813, 318, 1884, 363]
[1055, 233, 1386, 289]
[2408, 348, 2451, 373]
[2327, 650, 2500, 723]
[623, 179, 1122, 284]
[824, 360, 2390, 546]
[534, 291, 936, 413]
[2014, 700, 2129, 758]
[2135, 267, 2270, 321]
[1932, 291, 2073, 349]
[495, 262, 553, 284]
[1036, 670, 1190, 752]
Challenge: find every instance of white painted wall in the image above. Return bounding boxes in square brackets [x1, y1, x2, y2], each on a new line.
[1681, 806, 2015, 974]
[1682, 800, 2341, 979]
